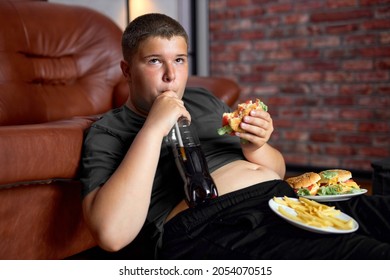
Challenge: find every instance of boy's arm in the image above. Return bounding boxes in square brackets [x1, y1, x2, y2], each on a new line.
[235, 110, 286, 179]
[82, 91, 190, 252]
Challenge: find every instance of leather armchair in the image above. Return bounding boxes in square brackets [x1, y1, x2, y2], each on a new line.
[0, 0, 240, 259]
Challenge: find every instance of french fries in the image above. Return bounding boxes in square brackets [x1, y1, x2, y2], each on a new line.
[273, 196, 353, 230]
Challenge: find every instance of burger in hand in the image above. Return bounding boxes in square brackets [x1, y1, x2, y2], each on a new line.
[217, 98, 268, 136]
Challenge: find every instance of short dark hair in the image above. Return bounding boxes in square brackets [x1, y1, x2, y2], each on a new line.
[122, 13, 189, 62]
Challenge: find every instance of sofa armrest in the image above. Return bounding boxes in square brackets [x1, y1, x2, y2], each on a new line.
[0, 117, 94, 187]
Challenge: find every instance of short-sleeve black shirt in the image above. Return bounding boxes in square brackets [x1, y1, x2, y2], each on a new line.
[80, 87, 245, 250]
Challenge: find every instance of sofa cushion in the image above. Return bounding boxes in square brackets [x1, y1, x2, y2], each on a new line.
[0, 0, 126, 125]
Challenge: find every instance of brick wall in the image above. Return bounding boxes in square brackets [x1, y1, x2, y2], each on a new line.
[208, 0, 390, 172]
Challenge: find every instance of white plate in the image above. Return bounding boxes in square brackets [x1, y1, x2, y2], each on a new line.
[268, 197, 359, 234]
[299, 189, 367, 202]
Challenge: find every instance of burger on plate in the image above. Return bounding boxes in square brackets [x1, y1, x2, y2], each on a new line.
[285, 172, 321, 196]
[317, 169, 360, 195]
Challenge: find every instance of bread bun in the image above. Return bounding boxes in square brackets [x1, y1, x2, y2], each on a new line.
[286, 172, 321, 190]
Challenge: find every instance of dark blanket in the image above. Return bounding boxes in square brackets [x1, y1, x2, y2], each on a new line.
[159, 179, 390, 259]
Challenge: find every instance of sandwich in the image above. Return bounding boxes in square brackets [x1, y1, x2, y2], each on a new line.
[285, 172, 321, 196]
[217, 98, 268, 136]
[286, 169, 361, 196]
[317, 169, 360, 195]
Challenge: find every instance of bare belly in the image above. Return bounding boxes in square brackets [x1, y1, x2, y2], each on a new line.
[165, 160, 282, 222]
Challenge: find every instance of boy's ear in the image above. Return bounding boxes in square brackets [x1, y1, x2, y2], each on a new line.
[120, 60, 131, 79]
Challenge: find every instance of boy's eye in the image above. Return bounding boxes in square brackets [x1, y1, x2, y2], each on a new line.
[149, 58, 160, 64]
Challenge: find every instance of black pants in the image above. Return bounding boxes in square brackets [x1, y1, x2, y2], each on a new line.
[159, 180, 390, 259]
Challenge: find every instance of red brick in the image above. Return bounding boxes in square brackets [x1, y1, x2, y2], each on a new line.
[277, 61, 306, 72]
[342, 60, 373, 70]
[253, 63, 276, 72]
[326, 146, 356, 156]
[253, 86, 279, 95]
[254, 17, 280, 28]
[375, 135, 390, 145]
[359, 122, 390, 132]
[311, 36, 340, 48]
[340, 109, 374, 119]
[294, 50, 320, 59]
[326, 0, 358, 8]
[377, 59, 390, 70]
[294, 72, 322, 82]
[325, 121, 357, 131]
[308, 61, 339, 71]
[280, 38, 309, 49]
[326, 24, 359, 34]
[227, 0, 251, 7]
[310, 133, 336, 143]
[359, 47, 390, 57]
[211, 31, 237, 41]
[284, 131, 309, 141]
[264, 50, 293, 60]
[279, 108, 306, 118]
[358, 96, 390, 107]
[284, 14, 309, 25]
[340, 135, 372, 144]
[378, 85, 390, 94]
[240, 31, 265, 40]
[381, 32, 390, 44]
[312, 84, 339, 95]
[240, 7, 265, 18]
[254, 40, 279, 51]
[294, 97, 319, 106]
[345, 34, 376, 45]
[295, 1, 325, 11]
[311, 10, 372, 23]
[309, 108, 340, 120]
[356, 71, 389, 82]
[363, 19, 390, 30]
[340, 84, 373, 95]
[239, 74, 264, 83]
[361, 0, 390, 6]
[273, 119, 294, 128]
[359, 147, 390, 157]
[267, 3, 293, 14]
[324, 96, 355, 106]
[280, 85, 310, 94]
[324, 72, 354, 82]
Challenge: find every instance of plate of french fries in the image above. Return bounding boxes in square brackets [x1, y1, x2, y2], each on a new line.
[269, 196, 359, 234]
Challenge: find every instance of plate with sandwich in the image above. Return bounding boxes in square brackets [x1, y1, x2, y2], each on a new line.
[286, 169, 367, 202]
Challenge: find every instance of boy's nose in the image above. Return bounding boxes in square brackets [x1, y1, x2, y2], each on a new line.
[163, 64, 175, 82]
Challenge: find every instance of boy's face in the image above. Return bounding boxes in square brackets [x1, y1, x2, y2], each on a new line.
[122, 36, 189, 116]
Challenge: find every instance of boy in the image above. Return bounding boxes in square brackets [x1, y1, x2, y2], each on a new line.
[80, 13, 390, 259]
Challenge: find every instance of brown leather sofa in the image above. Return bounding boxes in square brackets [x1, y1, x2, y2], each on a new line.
[0, 0, 240, 259]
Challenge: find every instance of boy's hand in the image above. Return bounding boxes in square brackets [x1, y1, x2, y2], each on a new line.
[144, 91, 191, 137]
[235, 109, 273, 149]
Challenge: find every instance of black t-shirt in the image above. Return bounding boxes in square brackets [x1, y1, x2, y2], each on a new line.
[80, 87, 245, 250]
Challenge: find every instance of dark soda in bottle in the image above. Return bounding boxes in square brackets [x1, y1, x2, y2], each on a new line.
[165, 118, 218, 207]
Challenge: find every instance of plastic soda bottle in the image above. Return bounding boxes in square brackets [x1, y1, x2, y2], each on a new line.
[165, 118, 218, 207]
